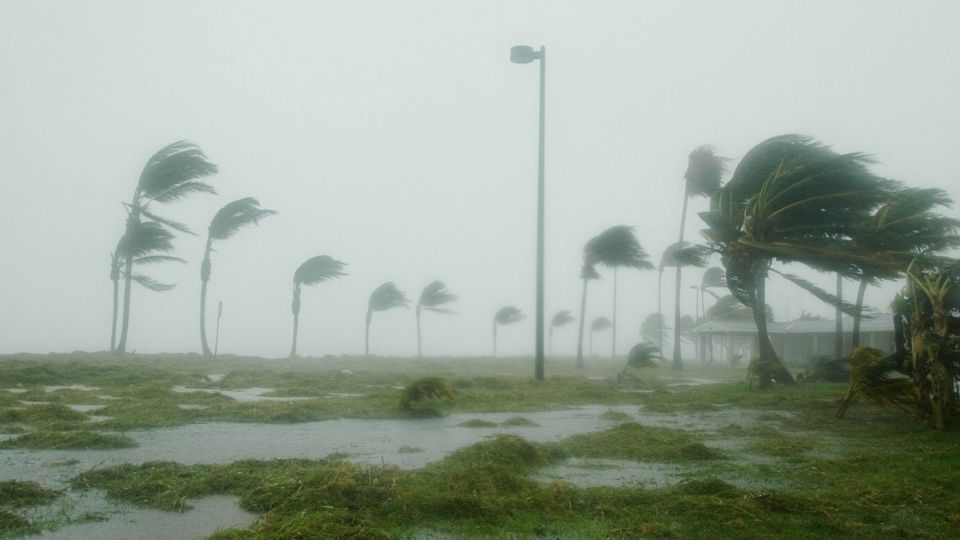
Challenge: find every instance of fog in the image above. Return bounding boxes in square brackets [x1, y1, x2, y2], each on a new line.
[1, 0, 958, 358]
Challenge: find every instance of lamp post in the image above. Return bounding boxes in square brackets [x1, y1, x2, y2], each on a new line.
[510, 44, 546, 382]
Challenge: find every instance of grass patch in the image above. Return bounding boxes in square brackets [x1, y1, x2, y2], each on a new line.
[600, 410, 633, 422]
[500, 416, 538, 427]
[0, 480, 61, 509]
[553, 422, 726, 462]
[457, 419, 498, 428]
[0, 430, 136, 450]
[397, 446, 424, 453]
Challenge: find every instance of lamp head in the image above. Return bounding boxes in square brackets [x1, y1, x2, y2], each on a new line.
[510, 45, 540, 64]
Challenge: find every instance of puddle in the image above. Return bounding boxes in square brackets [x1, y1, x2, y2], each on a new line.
[6, 388, 28, 394]
[206, 374, 226, 383]
[662, 378, 722, 387]
[96, 396, 121, 401]
[171, 386, 313, 402]
[177, 404, 208, 410]
[44, 385, 100, 393]
[326, 393, 365, 398]
[26, 492, 254, 540]
[19, 400, 53, 406]
[66, 405, 107, 413]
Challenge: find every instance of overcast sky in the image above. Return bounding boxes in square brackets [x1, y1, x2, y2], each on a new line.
[1, 1, 958, 359]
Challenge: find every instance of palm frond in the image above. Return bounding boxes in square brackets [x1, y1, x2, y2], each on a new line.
[551, 310, 575, 328]
[584, 225, 654, 270]
[494, 306, 524, 325]
[209, 197, 278, 241]
[118, 221, 177, 258]
[419, 280, 458, 310]
[684, 145, 727, 198]
[140, 208, 196, 236]
[369, 282, 410, 312]
[137, 141, 218, 201]
[134, 255, 185, 265]
[660, 241, 710, 269]
[700, 266, 726, 290]
[580, 264, 601, 280]
[640, 313, 669, 343]
[294, 255, 348, 286]
[148, 180, 217, 204]
[131, 274, 176, 292]
[771, 269, 862, 317]
[590, 316, 613, 332]
[706, 295, 767, 321]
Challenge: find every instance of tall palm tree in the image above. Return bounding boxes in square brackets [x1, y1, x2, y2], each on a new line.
[549, 310, 575, 355]
[575, 263, 601, 368]
[493, 305, 524, 357]
[199, 198, 277, 356]
[290, 255, 347, 357]
[366, 282, 409, 356]
[657, 241, 709, 369]
[109, 221, 184, 350]
[589, 316, 613, 357]
[700, 134, 899, 384]
[114, 141, 218, 353]
[848, 187, 960, 349]
[416, 280, 457, 358]
[674, 146, 725, 366]
[582, 226, 654, 360]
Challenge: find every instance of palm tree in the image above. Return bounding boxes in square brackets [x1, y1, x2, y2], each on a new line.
[582, 226, 654, 360]
[589, 316, 613, 357]
[700, 134, 900, 384]
[109, 221, 184, 350]
[848, 188, 960, 349]
[657, 241, 709, 369]
[699, 267, 726, 318]
[621, 342, 662, 378]
[674, 146, 725, 366]
[290, 255, 347, 357]
[416, 280, 457, 358]
[114, 141, 218, 353]
[549, 310, 575, 355]
[200, 198, 277, 356]
[366, 282, 409, 356]
[640, 313, 668, 346]
[493, 306, 524, 357]
[575, 263, 601, 368]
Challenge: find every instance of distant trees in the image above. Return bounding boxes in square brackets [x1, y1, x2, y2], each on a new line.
[366, 282, 409, 356]
[493, 306, 524, 357]
[640, 313, 667, 346]
[416, 281, 457, 358]
[657, 241, 709, 369]
[575, 264, 601, 368]
[290, 255, 347, 357]
[113, 141, 219, 353]
[549, 310, 575, 355]
[199, 198, 276, 356]
[589, 317, 612, 356]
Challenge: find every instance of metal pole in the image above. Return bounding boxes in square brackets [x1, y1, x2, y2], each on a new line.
[534, 46, 546, 381]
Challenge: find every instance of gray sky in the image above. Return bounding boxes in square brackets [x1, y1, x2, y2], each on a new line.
[1, 1, 958, 358]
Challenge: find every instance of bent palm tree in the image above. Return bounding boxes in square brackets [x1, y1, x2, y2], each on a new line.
[109, 221, 184, 350]
[549, 310, 575, 355]
[366, 282, 410, 356]
[640, 312, 668, 345]
[200, 198, 277, 356]
[658, 241, 709, 369]
[621, 342, 662, 379]
[493, 306, 524, 357]
[290, 255, 347, 357]
[416, 280, 457, 358]
[115, 141, 218, 353]
[700, 134, 898, 384]
[589, 317, 613, 357]
[583, 226, 654, 360]
[575, 263, 601, 368]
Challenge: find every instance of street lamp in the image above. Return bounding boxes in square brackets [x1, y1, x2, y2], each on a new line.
[510, 44, 546, 381]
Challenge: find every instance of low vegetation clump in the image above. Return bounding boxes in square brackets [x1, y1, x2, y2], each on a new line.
[457, 419, 498, 428]
[499, 416, 538, 427]
[399, 376, 456, 417]
[0, 480, 61, 536]
[0, 430, 136, 450]
[553, 422, 725, 462]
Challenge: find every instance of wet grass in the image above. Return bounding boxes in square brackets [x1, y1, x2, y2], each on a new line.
[0, 430, 136, 450]
[0, 481, 61, 536]
[552, 422, 727, 462]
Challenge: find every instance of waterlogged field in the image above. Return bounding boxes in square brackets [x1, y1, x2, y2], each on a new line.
[1, 353, 959, 539]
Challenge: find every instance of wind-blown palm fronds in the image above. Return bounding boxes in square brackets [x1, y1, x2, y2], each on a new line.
[199, 198, 277, 355]
[658, 241, 710, 368]
[290, 255, 347, 357]
[549, 310, 575, 355]
[114, 141, 218, 353]
[416, 280, 458, 357]
[626, 342, 662, 369]
[641, 313, 668, 345]
[493, 305, 525, 357]
[835, 346, 914, 419]
[366, 282, 410, 356]
[583, 225, 654, 361]
[589, 316, 613, 357]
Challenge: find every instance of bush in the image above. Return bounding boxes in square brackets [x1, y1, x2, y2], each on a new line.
[399, 377, 456, 417]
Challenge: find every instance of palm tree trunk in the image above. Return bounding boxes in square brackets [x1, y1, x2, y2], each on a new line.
[576, 277, 588, 368]
[611, 268, 618, 359]
[851, 278, 868, 350]
[199, 238, 213, 357]
[835, 273, 844, 358]
[493, 322, 498, 358]
[416, 305, 422, 358]
[110, 274, 119, 352]
[657, 268, 664, 352]
[672, 191, 690, 370]
[365, 310, 372, 357]
[753, 269, 795, 385]
[549, 327, 553, 356]
[590, 330, 594, 357]
[116, 200, 140, 354]
[289, 285, 301, 358]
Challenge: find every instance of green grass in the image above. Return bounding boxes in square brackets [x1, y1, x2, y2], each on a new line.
[0, 430, 136, 450]
[0, 481, 61, 536]
[552, 422, 727, 462]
